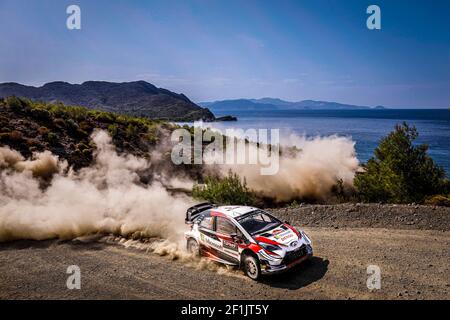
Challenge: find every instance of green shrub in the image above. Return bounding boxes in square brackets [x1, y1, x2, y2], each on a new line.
[192, 171, 256, 205]
[115, 115, 128, 124]
[5, 96, 25, 111]
[75, 142, 90, 152]
[107, 124, 118, 137]
[424, 195, 450, 207]
[0, 114, 8, 124]
[82, 148, 92, 156]
[65, 119, 80, 130]
[354, 123, 447, 203]
[94, 112, 115, 123]
[125, 124, 138, 138]
[289, 200, 299, 208]
[46, 132, 58, 143]
[75, 128, 89, 138]
[30, 108, 51, 121]
[331, 178, 346, 202]
[65, 106, 88, 121]
[139, 132, 158, 144]
[78, 121, 92, 132]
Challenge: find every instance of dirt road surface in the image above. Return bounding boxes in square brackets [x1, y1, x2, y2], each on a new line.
[1, 226, 448, 300]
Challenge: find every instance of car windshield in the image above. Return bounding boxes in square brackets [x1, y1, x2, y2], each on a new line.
[237, 210, 281, 236]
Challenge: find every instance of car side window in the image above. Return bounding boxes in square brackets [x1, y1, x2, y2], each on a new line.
[253, 213, 265, 222]
[261, 213, 272, 222]
[199, 211, 214, 230]
[216, 217, 236, 235]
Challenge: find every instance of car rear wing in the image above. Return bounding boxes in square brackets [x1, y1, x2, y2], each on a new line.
[185, 202, 216, 224]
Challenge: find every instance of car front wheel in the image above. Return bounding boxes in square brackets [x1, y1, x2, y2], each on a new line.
[187, 238, 200, 257]
[243, 254, 261, 280]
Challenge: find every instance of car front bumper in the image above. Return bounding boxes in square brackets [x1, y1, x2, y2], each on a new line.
[259, 245, 313, 275]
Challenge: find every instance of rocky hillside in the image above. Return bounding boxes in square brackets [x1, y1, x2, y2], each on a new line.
[0, 97, 203, 183]
[0, 81, 215, 121]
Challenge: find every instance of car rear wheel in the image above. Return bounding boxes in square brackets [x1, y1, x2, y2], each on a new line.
[243, 254, 261, 280]
[187, 238, 200, 257]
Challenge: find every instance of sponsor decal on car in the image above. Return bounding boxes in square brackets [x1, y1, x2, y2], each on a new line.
[273, 231, 294, 241]
[223, 240, 238, 251]
[272, 228, 283, 235]
[203, 235, 222, 250]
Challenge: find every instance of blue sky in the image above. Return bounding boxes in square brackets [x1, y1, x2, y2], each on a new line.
[0, 0, 449, 107]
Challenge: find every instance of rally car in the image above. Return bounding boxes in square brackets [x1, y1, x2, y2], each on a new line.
[184, 202, 313, 280]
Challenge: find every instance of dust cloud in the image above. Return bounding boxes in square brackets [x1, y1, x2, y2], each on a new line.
[204, 130, 359, 202]
[0, 129, 359, 244]
[0, 130, 194, 243]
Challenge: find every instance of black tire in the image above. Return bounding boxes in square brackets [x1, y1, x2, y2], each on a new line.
[243, 254, 261, 280]
[187, 238, 200, 257]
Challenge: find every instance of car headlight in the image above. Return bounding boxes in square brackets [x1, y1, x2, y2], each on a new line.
[259, 242, 280, 253]
[302, 231, 311, 244]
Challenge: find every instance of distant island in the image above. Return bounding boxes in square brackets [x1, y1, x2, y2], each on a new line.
[199, 98, 387, 112]
[0, 81, 217, 122]
[214, 115, 237, 121]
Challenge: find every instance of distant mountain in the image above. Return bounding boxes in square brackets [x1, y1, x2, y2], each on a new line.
[199, 98, 383, 112]
[249, 98, 293, 107]
[0, 81, 215, 121]
[199, 99, 275, 111]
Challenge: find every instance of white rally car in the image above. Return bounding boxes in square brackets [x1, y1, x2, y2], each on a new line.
[184, 203, 313, 280]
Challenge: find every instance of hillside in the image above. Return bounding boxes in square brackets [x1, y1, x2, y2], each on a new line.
[0, 97, 202, 181]
[199, 98, 383, 112]
[0, 81, 215, 121]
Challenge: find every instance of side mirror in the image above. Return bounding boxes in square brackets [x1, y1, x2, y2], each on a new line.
[230, 233, 240, 241]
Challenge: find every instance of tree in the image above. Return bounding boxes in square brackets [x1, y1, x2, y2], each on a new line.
[192, 170, 255, 205]
[354, 122, 447, 203]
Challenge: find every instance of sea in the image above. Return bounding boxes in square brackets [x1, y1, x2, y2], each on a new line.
[193, 109, 450, 176]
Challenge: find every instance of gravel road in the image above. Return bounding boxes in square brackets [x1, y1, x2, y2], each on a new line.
[1, 208, 448, 300]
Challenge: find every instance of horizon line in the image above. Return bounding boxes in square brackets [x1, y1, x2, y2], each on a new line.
[1, 79, 448, 110]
